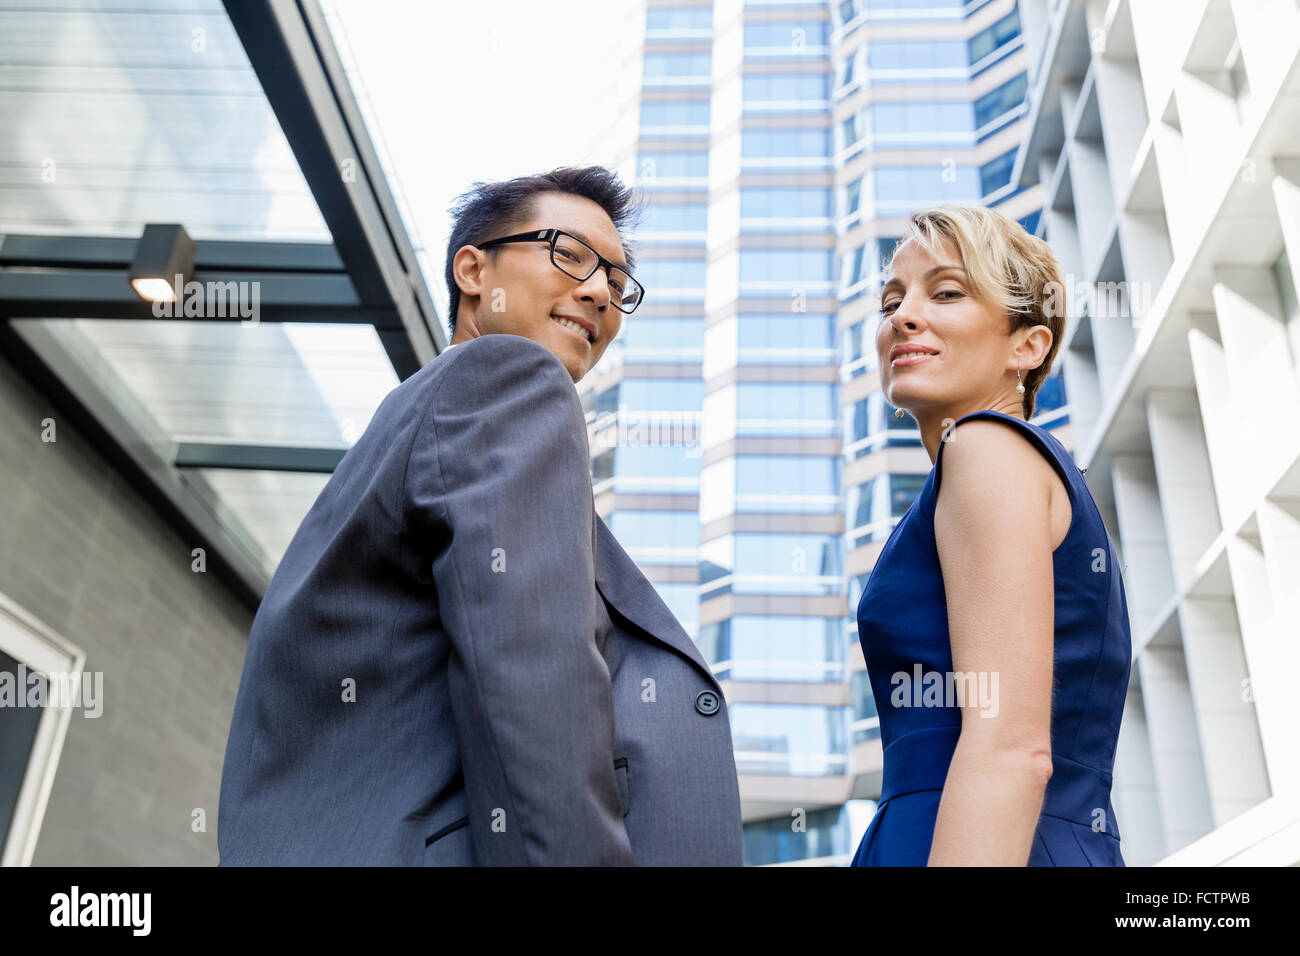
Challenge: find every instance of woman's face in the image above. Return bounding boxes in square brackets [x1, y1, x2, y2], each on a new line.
[874, 237, 1019, 416]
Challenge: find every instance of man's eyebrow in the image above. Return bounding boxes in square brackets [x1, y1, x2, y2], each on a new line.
[880, 264, 966, 290]
[566, 227, 631, 273]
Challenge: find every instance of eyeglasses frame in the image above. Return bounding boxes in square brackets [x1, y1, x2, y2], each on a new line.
[474, 227, 644, 314]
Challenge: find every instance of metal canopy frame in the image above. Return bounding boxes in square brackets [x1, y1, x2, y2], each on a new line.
[0, 234, 404, 329]
[223, 0, 445, 375]
[0, 0, 446, 610]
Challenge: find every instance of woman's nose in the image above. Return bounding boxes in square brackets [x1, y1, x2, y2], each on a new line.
[890, 295, 923, 332]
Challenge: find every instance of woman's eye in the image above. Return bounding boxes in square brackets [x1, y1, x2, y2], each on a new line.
[880, 301, 899, 315]
[935, 288, 963, 300]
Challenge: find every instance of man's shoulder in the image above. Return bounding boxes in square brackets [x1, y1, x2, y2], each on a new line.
[389, 333, 573, 412]
[433, 334, 579, 416]
[440, 332, 569, 375]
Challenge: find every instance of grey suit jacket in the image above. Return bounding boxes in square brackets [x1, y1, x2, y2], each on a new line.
[217, 332, 743, 865]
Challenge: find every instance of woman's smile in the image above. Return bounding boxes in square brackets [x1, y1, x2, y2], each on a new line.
[891, 352, 936, 368]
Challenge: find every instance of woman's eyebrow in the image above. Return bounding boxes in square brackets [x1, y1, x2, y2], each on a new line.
[881, 264, 966, 291]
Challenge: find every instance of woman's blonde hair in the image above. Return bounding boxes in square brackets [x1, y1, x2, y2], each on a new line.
[891, 204, 1065, 419]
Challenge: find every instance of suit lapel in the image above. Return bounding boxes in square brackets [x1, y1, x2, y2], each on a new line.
[593, 514, 721, 691]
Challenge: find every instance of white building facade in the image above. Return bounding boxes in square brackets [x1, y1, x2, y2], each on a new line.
[1014, 0, 1300, 866]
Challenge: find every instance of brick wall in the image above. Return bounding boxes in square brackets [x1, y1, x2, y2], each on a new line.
[0, 350, 252, 865]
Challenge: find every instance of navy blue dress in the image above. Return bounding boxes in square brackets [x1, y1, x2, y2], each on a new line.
[851, 409, 1131, 866]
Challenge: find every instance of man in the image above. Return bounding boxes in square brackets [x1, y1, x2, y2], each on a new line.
[218, 165, 743, 865]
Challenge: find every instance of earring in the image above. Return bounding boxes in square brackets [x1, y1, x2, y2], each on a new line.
[1016, 367, 1025, 395]
[894, 407, 904, 419]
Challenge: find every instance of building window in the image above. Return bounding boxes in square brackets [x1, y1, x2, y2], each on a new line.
[872, 165, 983, 213]
[845, 473, 927, 547]
[639, 100, 710, 129]
[634, 203, 708, 235]
[643, 52, 712, 80]
[608, 510, 699, 564]
[741, 187, 832, 219]
[704, 382, 838, 440]
[742, 21, 830, 52]
[727, 703, 850, 775]
[742, 128, 832, 160]
[699, 615, 846, 682]
[979, 148, 1018, 197]
[973, 73, 1028, 130]
[968, 9, 1021, 64]
[839, 236, 899, 300]
[616, 316, 704, 362]
[636, 151, 709, 183]
[592, 377, 704, 414]
[867, 39, 967, 72]
[742, 804, 856, 865]
[0, 597, 85, 866]
[633, 258, 707, 294]
[742, 73, 830, 102]
[739, 248, 834, 283]
[591, 446, 701, 495]
[646, 6, 713, 33]
[850, 669, 880, 743]
[737, 313, 837, 362]
[700, 459, 841, 524]
[842, 391, 924, 458]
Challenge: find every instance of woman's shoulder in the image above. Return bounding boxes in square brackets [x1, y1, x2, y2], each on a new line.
[928, 413, 1079, 540]
[936, 411, 1078, 499]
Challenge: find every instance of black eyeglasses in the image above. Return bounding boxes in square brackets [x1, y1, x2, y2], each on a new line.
[475, 228, 645, 314]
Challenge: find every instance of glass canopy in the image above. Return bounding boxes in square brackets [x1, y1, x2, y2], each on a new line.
[1, 1, 407, 580]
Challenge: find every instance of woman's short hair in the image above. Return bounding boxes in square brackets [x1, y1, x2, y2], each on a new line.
[892, 204, 1066, 419]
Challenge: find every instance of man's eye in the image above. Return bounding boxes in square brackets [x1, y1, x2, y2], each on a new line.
[557, 248, 579, 261]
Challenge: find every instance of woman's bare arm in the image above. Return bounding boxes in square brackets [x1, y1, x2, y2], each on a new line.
[926, 420, 1062, 865]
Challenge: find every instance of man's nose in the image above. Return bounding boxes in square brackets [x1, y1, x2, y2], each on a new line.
[574, 266, 612, 309]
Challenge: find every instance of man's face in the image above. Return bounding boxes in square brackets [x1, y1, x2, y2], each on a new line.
[452, 191, 628, 382]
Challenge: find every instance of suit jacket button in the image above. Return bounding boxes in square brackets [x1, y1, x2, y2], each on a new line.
[695, 690, 720, 716]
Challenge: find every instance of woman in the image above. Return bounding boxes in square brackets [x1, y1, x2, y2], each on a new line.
[851, 205, 1131, 866]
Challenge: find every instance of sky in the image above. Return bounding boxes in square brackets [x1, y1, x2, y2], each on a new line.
[322, 0, 641, 335]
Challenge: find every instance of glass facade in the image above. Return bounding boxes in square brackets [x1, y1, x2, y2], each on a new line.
[728, 703, 850, 775]
[743, 803, 864, 866]
[699, 615, 846, 682]
[591, 0, 1049, 865]
[840, 73, 1029, 155]
[0, 2, 409, 578]
[699, 457, 840, 523]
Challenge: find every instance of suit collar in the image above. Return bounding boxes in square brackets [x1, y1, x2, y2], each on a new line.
[593, 514, 721, 692]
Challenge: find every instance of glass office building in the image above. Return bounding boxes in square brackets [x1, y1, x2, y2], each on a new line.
[591, 0, 1053, 864]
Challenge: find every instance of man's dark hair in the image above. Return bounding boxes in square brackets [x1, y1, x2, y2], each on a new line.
[444, 165, 643, 334]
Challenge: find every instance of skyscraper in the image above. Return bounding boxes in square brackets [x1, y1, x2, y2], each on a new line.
[587, 0, 1056, 865]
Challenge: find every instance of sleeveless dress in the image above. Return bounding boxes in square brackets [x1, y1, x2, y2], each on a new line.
[850, 409, 1131, 866]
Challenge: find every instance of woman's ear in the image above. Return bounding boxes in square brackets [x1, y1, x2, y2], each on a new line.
[1016, 324, 1054, 370]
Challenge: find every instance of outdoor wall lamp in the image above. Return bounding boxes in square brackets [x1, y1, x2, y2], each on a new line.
[129, 223, 195, 303]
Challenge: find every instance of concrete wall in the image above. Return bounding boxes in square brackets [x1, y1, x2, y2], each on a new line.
[0, 349, 251, 865]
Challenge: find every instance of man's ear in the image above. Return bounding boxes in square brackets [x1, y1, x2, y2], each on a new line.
[452, 245, 487, 300]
